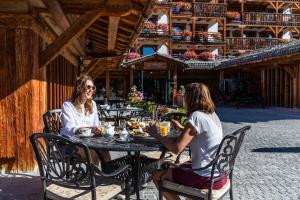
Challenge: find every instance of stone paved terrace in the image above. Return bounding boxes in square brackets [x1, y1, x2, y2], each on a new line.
[1, 106, 300, 200]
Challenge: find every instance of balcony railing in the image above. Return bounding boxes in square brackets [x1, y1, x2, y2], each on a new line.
[227, 37, 288, 50]
[194, 3, 226, 17]
[195, 32, 224, 43]
[155, 0, 172, 5]
[172, 32, 224, 44]
[140, 29, 169, 37]
[242, 12, 300, 26]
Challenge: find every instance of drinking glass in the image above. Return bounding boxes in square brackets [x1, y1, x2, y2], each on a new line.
[159, 121, 170, 136]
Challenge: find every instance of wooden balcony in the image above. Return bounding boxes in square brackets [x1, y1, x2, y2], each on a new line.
[194, 3, 226, 18]
[139, 29, 169, 38]
[172, 32, 225, 45]
[227, 37, 287, 50]
[242, 12, 300, 26]
[155, 0, 172, 5]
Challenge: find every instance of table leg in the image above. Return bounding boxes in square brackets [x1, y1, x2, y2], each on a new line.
[134, 151, 141, 200]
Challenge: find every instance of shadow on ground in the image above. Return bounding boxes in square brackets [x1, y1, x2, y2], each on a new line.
[0, 174, 41, 200]
[252, 147, 300, 153]
[217, 106, 300, 124]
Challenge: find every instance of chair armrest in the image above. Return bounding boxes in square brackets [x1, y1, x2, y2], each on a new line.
[92, 163, 131, 177]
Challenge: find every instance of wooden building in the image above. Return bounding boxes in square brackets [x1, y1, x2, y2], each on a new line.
[0, 0, 153, 172]
[95, 0, 300, 103]
[218, 40, 300, 109]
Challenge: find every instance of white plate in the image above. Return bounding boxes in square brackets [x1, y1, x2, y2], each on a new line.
[115, 137, 134, 143]
[78, 133, 94, 138]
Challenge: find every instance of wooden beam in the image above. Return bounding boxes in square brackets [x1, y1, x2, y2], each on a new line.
[31, 18, 78, 66]
[40, 10, 103, 68]
[106, 70, 110, 99]
[41, 0, 85, 56]
[81, 59, 101, 74]
[108, 16, 120, 50]
[284, 66, 296, 78]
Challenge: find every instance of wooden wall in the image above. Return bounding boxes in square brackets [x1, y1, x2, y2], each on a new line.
[261, 65, 300, 108]
[0, 28, 45, 172]
[46, 55, 77, 110]
[0, 28, 77, 172]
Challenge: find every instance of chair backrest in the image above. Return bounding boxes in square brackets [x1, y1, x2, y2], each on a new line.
[43, 109, 62, 134]
[209, 126, 251, 191]
[30, 133, 96, 190]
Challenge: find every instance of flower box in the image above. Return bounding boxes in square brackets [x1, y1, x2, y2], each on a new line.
[127, 52, 141, 60]
[226, 11, 240, 20]
[184, 50, 198, 60]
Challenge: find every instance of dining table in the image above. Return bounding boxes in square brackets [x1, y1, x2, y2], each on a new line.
[71, 134, 167, 200]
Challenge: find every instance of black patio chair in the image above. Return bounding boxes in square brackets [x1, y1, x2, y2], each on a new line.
[158, 125, 251, 200]
[30, 133, 131, 200]
[43, 109, 62, 134]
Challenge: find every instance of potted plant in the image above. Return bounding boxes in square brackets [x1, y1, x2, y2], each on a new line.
[197, 31, 209, 42]
[182, 30, 192, 41]
[126, 52, 141, 60]
[226, 11, 240, 20]
[212, 32, 222, 41]
[157, 23, 169, 34]
[172, 2, 184, 14]
[128, 85, 143, 104]
[184, 50, 198, 60]
[144, 21, 156, 33]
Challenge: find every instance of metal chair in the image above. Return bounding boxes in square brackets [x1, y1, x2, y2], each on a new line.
[30, 133, 131, 200]
[158, 125, 251, 200]
[43, 109, 62, 134]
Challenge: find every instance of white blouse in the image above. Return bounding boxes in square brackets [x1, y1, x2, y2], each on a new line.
[60, 100, 99, 137]
[188, 111, 223, 177]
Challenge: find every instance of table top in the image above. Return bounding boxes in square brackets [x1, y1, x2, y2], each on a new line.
[71, 135, 164, 152]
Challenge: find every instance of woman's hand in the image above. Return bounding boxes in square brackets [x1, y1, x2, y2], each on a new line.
[91, 127, 102, 135]
[171, 119, 184, 131]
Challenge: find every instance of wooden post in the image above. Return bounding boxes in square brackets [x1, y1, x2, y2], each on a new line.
[219, 70, 224, 86]
[140, 69, 144, 92]
[106, 70, 110, 100]
[172, 67, 178, 105]
[284, 70, 289, 107]
[275, 67, 279, 106]
[293, 66, 297, 108]
[260, 69, 266, 105]
[130, 66, 134, 87]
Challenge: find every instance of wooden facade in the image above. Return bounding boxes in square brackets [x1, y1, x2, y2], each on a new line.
[0, 0, 153, 172]
[260, 65, 300, 108]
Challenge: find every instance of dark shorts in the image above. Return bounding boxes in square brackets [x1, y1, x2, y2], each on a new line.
[172, 162, 228, 190]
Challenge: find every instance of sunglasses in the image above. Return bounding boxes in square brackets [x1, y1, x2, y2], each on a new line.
[86, 85, 96, 91]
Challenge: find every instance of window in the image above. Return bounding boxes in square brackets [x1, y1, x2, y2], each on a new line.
[141, 46, 156, 56]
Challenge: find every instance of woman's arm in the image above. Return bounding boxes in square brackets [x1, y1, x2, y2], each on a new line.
[147, 123, 197, 154]
[60, 102, 81, 137]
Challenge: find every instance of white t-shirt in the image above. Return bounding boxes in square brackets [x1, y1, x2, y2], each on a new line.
[60, 100, 99, 137]
[188, 111, 223, 177]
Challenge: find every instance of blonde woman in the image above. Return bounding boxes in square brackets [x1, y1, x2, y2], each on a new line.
[60, 74, 110, 163]
[147, 83, 227, 200]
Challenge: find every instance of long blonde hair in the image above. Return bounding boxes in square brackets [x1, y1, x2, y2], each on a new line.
[185, 83, 215, 116]
[71, 75, 95, 114]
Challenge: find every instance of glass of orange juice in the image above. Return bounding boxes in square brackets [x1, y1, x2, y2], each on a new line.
[159, 121, 170, 136]
[98, 121, 106, 134]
